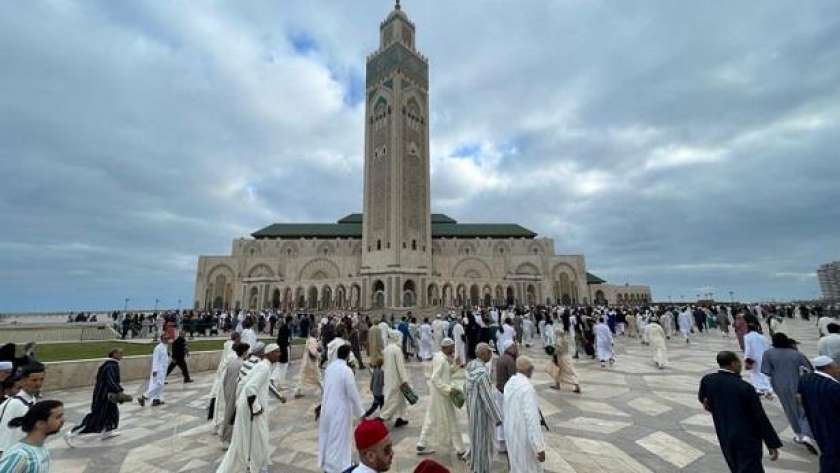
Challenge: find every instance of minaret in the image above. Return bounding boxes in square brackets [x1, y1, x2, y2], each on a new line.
[361, 1, 431, 306]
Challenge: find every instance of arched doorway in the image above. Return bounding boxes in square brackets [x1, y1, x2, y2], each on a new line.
[283, 288, 293, 310]
[372, 280, 385, 308]
[594, 290, 606, 305]
[442, 284, 453, 307]
[526, 284, 536, 305]
[403, 280, 416, 307]
[336, 285, 346, 309]
[271, 288, 281, 309]
[456, 284, 467, 307]
[351, 284, 361, 309]
[427, 284, 439, 306]
[322, 286, 333, 310]
[307, 286, 318, 310]
[469, 284, 480, 306]
[506, 286, 515, 306]
[248, 287, 259, 310]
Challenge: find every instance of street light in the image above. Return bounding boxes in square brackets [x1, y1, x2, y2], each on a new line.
[729, 291, 734, 303]
[124, 298, 129, 311]
[154, 298, 159, 311]
[177, 299, 182, 312]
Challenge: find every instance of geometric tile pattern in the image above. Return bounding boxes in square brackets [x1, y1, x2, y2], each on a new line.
[45, 319, 823, 472]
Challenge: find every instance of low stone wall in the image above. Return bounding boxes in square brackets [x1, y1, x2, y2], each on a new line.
[0, 323, 119, 343]
[43, 345, 304, 392]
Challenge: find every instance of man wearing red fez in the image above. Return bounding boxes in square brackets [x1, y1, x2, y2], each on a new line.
[413, 459, 450, 473]
[344, 419, 393, 472]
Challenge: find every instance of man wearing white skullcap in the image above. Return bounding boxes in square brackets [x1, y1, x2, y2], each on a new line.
[417, 337, 465, 458]
[798, 355, 840, 472]
[216, 343, 281, 473]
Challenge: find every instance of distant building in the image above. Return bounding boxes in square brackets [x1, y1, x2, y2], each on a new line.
[818, 261, 840, 301]
[586, 273, 652, 306]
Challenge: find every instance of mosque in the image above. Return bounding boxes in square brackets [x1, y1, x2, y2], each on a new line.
[193, 2, 651, 312]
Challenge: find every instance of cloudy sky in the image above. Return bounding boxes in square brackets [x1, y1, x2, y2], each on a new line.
[2, 1, 839, 312]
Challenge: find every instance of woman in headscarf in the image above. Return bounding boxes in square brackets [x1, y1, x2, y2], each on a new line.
[546, 324, 581, 393]
[761, 332, 817, 454]
[647, 318, 668, 369]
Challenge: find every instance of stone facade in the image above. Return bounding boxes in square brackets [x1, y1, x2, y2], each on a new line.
[194, 234, 589, 311]
[193, 3, 650, 311]
[588, 283, 652, 306]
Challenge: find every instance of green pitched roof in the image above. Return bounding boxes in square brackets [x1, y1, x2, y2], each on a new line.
[586, 272, 607, 284]
[252, 223, 362, 239]
[252, 213, 536, 239]
[337, 213, 457, 224]
[431, 223, 536, 238]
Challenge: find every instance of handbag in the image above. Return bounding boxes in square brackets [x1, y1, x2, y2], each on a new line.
[449, 388, 465, 409]
[107, 392, 133, 404]
[400, 383, 419, 405]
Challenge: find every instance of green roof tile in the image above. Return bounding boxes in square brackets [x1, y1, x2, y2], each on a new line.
[586, 272, 607, 284]
[252, 215, 536, 239]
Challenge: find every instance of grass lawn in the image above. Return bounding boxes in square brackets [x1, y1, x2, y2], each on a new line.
[35, 337, 302, 362]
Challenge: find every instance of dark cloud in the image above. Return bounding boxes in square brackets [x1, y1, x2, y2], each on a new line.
[1, 1, 838, 311]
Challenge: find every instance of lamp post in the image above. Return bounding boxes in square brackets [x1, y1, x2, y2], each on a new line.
[154, 298, 159, 312]
[177, 298, 182, 312]
[729, 291, 734, 303]
[124, 298, 129, 311]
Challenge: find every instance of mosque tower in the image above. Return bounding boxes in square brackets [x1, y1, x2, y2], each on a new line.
[361, 1, 432, 307]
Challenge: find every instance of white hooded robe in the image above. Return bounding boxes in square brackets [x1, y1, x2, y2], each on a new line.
[503, 373, 545, 473]
[318, 359, 364, 473]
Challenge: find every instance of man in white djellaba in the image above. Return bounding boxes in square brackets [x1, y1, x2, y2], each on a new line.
[452, 318, 467, 366]
[678, 307, 694, 344]
[416, 338, 466, 458]
[744, 323, 774, 399]
[215, 343, 282, 473]
[209, 332, 240, 434]
[503, 356, 546, 473]
[431, 315, 445, 352]
[418, 318, 434, 361]
[138, 335, 170, 407]
[594, 318, 615, 368]
[380, 330, 411, 429]
[522, 314, 534, 347]
[318, 345, 365, 473]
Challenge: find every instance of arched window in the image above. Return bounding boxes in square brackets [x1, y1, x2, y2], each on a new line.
[377, 240, 381, 250]
[412, 240, 417, 250]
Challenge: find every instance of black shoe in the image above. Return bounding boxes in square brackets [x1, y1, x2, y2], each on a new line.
[137, 396, 146, 407]
[394, 418, 408, 428]
[184, 379, 194, 383]
[152, 400, 165, 407]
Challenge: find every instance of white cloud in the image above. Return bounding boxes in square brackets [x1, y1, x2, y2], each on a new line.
[1, 0, 839, 309]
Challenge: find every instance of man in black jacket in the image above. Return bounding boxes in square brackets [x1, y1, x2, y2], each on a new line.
[165, 335, 193, 383]
[699, 350, 781, 472]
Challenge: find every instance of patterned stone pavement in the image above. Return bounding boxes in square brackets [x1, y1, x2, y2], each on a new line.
[46, 319, 823, 472]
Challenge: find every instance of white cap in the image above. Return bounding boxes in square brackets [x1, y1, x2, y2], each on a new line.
[0, 361, 12, 370]
[501, 339, 515, 353]
[264, 343, 280, 353]
[441, 338, 455, 347]
[812, 355, 834, 368]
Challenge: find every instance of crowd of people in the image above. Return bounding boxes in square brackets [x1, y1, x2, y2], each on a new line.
[1, 301, 839, 472]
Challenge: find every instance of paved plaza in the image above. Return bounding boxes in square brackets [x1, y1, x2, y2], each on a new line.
[47, 319, 822, 472]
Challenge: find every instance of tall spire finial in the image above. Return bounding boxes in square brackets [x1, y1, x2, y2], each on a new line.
[395, 0, 401, 10]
